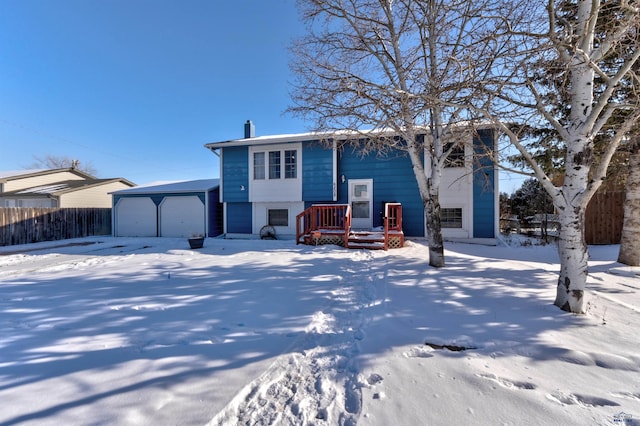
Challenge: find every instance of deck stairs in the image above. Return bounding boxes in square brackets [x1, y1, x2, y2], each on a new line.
[347, 230, 386, 250]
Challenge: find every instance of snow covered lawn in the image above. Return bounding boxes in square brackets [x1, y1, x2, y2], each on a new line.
[1, 237, 639, 425]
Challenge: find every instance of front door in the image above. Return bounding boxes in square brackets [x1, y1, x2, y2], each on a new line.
[348, 179, 373, 229]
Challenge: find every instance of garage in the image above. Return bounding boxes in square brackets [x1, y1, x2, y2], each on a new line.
[111, 179, 222, 238]
[159, 196, 205, 237]
[114, 197, 157, 237]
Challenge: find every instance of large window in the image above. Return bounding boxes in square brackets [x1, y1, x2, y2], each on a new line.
[441, 208, 463, 228]
[268, 209, 289, 226]
[253, 148, 297, 180]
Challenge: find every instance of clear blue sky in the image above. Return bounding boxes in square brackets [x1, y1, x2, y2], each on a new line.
[0, 0, 307, 184]
[0, 0, 524, 192]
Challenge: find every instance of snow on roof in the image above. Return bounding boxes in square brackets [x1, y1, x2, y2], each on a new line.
[17, 183, 69, 194]
[112, 179, 219, 195]
[205, 122, 495, 149]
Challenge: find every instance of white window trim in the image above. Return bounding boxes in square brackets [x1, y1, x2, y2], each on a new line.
[250, 144, 300, 182]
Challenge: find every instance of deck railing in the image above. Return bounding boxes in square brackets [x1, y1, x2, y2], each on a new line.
[385, 203, 403, 232]
[296, 204, 351, 245]
[297, 202, 401, 249]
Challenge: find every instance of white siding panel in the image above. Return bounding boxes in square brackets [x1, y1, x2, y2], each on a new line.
[159, 196, 205, 237]
[440, 167, 473, 239]
[249, 143, 302, 203]
[253, 202, 304, 238]
[115, 197, 157, 237]
[60, 181, 132, 207]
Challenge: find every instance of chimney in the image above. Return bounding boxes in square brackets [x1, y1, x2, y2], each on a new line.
[244, 120, 255, 138]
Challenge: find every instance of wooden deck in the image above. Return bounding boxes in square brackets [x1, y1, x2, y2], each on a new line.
[296, 203, 404, 250]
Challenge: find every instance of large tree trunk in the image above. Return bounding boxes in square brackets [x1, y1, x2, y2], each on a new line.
[424, 190, 445, 268]
[618, 147, 640, 266]
[406, 133, 446, 268]
[550, 0, 595, 314]
[554, 205, 588, 313]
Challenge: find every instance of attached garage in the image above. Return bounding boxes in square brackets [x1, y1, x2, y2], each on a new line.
[111, 179, 222, 238]
[115, 197, 157, 237]
[159, 196, 206, 237]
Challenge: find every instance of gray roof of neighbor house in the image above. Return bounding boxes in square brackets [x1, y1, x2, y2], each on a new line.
[0, 178, 135, 198]
[0, 168, 96, 182]
[111, 179, 219, 195]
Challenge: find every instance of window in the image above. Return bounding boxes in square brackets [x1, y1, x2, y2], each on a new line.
[352, 201, 370, 219]
[252, 148, 298, 180]
[444, 142, 465, 168]
[441, 208, 463, 228]
[253, 152, 265, 180]
[269, 151, 281, 179]
[268, 209, 288, 226]
[285, 150, 297, 178]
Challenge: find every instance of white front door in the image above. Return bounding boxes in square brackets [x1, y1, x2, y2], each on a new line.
[348, 179, 373, 229]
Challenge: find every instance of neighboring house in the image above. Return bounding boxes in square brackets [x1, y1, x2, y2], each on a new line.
[0, 168, 134, 208]
[111, 179, 222, 238]
[205, 121, 498, 243]
[0, 168, 94, 193]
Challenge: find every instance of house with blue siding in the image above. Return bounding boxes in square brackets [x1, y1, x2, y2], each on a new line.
[205, 121, 498, 244]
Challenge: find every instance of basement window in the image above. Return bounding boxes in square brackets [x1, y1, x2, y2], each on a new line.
[268, 209, 289, 227]
[441, 208, 463, 228]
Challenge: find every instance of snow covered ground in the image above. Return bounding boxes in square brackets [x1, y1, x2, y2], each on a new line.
[1, 236, 639, 426]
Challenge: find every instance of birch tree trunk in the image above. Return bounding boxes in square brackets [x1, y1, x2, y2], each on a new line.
[554, 200, 589, 312]
[406, 134, 445, 268]
[618, 146, 640, 266]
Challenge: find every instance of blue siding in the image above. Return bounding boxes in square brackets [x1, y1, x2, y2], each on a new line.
[113, 192, 205, 205]
[114, 193, 164, 206]
[222, 146, 249, 202]
[226, 202, 252, 233]
[208, 188, 223, 237]
[302, 141, 334, 201]
[337, 147, 424, 237]
[473, 129, 496, 238]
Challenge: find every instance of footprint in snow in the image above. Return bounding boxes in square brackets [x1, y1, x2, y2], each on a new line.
[610, 391, 640, 401]
[546, 391, 620, 407]
[477, 373, 536, 390]
[366, 373, 384, 385]
[403, 346, 434, 359]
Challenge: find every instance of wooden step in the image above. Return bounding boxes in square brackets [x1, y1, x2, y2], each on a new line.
[347, 231, 385, 249]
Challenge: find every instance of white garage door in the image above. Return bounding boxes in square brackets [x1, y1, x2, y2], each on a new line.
[115, 197, 157, 237]
[159, 196, 205, 237]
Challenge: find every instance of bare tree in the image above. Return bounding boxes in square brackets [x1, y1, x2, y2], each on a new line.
[289, 0, 508, 267]
[28, 154, 98, 177]
[482, 0, 640, 312]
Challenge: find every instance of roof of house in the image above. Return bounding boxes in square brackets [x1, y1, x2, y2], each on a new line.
[111, 179, 219, 195]
[205, 122, 495, 149]
[0, 178, 135, 198]
[0, 168, 96, 182]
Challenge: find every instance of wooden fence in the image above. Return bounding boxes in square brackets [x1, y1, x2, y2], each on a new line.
[0, 208, 112, 246]
[585, 191, 625, 245]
